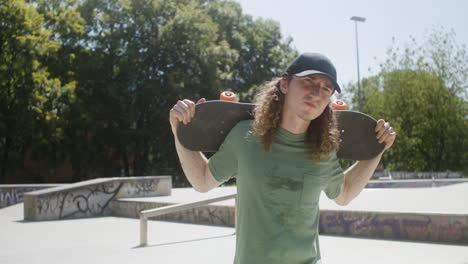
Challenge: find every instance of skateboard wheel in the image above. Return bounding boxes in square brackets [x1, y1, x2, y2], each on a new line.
[220, 91, 236, 102]
[332, 100, 347, 110]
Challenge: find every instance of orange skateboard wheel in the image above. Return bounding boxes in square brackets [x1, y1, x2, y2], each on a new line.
[220, 91, 236, 102]
[332, 100, 347, 110]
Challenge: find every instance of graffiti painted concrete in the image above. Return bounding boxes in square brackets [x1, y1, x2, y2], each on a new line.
[0, 185, 64, 208]
[17, 180, 468, 245]
[23, 176, 171, 221]
[319, 210, 468, 244]
[373, 171, 465, 180]
[110, 199, 236, 227]
[114, 198, 466, 244]
[365, 179, 468, 188]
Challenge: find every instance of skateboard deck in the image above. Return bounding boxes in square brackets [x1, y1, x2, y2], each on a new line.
[177, 100, 385, 160]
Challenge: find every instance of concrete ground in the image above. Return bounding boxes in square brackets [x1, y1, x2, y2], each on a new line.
[1, 203, 468, 264]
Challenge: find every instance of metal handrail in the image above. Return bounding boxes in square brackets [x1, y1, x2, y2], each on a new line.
[139, 193, 237, 246]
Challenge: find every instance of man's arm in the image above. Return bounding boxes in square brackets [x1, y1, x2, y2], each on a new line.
[334, 119, 397, 206]
[169, 98, 222, 193]
[334, 152, 383, 206]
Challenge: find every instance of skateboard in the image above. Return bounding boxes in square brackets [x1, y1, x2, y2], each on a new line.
[177, 97, 385, 160]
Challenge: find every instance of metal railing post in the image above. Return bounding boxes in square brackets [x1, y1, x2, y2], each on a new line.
[140, 214, 147, 246]
[233, 195, 237, 235]
[138, 193, 236, 247]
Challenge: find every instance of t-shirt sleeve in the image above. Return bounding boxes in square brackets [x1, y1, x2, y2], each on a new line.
[208, 124, 239, 183]
[324, 153, 345, 199]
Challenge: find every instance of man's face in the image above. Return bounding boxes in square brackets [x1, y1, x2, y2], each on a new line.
[280, 75, 334, 121]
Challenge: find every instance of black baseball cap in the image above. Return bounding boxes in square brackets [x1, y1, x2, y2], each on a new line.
[284, 52, 341, 93]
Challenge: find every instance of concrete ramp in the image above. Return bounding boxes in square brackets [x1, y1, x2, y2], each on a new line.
[0, 184, 65, 208]
[23, 176, 171, 221]
[318, 182, 468, 244]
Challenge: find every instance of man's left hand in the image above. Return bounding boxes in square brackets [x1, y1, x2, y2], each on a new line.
[375, 119, 397, 151]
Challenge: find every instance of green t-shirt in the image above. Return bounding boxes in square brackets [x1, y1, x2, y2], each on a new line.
[208, 120, 344, 264]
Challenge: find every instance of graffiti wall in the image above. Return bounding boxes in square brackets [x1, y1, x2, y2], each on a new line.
[319, 210, 468, 244]
[110, 200, 236, 227]
[0, 185, 62, 208]
[23, 176, 172, 221]
[365, 179, 468, 188]
[373, 171, 465, 179]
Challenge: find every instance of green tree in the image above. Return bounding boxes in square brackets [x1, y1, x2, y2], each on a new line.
[3, 0, 296, 185]
[0, 0, 78, 183]
[67, 0, 296, 185]
[66, 0, 239, 183]
[203, 0, 297, 101]
[343, 26, 467, 173]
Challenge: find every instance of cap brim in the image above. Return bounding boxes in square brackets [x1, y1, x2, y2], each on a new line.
[294, 70, 341, 93]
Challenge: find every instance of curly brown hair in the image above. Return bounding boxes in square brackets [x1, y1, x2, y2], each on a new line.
[252, 75, 340, 162]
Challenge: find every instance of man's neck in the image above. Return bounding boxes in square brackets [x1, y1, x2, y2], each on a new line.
[280, 109, 310, 134]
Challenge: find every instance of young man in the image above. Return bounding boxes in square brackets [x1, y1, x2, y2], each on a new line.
[169, 53, 396, 264]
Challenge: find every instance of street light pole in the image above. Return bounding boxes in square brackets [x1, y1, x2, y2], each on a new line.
[350, 16, 366, 112]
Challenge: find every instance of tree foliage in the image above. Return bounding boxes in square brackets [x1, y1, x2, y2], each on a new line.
[0, 0, 296, 184]
[343, 26, 467, 173]
[0, 0, 79, 183]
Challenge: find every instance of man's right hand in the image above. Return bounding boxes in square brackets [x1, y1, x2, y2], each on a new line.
[169, 97, 221, 192]
[169, 98, 206, 134]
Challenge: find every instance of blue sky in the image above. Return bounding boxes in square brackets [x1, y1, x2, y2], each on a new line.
[235, 0, 468, 88]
